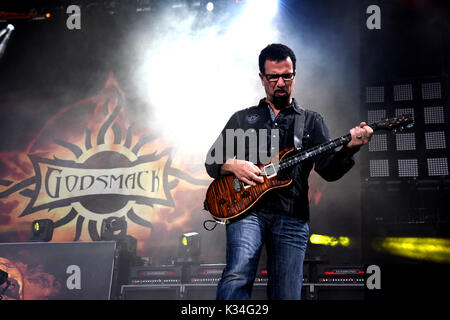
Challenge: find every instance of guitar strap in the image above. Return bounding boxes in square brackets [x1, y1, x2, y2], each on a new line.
[293, 107, 306, 150]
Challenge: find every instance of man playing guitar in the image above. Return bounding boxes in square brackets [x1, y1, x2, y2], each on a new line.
[205, 43, 373, 300]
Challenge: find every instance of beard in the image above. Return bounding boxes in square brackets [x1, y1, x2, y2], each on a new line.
[272, 89, 291, 110]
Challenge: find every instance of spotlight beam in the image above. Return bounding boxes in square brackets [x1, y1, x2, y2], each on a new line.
[0, 24, 14, 60]
[373, 237, 450, 263]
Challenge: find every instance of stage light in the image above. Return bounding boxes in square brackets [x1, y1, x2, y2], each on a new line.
[366, 86, 384, 103]
[425, 131, 446, 150]
[29, 219, 54, 242]
[396, 132, 416, 151]
[373, 237, 450, 263]
[393, 84, 413, 101]
[244, 0, 278, 21]
[398, 159, 419, 177]
[137, 0, 279, 164]
[369, 159, 389, 177]
[424, 106, 445, 124]
[0, 23, 14, 60]
[310, 234, 351, 247]
[176, 232, 201, 263]
[45, 13, 51, 19]
[206, 2, 214, 12]
[427, 157, 449, 176]
[368, 133, 388, 152]
[422, 82, 441, 100]
[100, 216, 127, 241]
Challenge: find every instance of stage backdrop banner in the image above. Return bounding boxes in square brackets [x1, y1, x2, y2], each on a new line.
[0, 241, 116, 300]
[0, 74, 212, 264]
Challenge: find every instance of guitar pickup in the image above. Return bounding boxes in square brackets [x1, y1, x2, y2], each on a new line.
[233, 178, 242, 192]
[235, 177, 253, 190]
[263, 163, 277, 179]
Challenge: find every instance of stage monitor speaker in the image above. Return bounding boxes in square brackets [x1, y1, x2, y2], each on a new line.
[182, 283, 309, 300]
[182, 284, 266, 300]
[311, 284, 364, 300]
[251, 283, 268, 300]
[121, 284, 181, 300]
[183, 284, 216, 300]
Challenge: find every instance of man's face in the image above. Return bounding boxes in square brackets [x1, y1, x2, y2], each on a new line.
[259, 57, 296, 109]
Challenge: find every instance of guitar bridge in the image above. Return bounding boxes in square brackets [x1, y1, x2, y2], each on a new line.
[263, 163, 277, 179]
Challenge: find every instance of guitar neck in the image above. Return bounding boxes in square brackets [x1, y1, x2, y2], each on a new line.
[278, 133, 353, 171]
[272, 113, 415, 173]
[277, 121, 391, 171]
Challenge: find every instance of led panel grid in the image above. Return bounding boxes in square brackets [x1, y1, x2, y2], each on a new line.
[398, 159, 419, 177]
[422, 82, 442, 100]
[427, 157, 449, 176]
[425, 131, 446, 149]
[369, 134, 388, 152]
[394, 84, 413, 101]
[368, 109, 386, 124]
[395, 108, 414, 121]
[370, 159, 389, 177]
[396, 133, 416, 151]
[424, 106, 445, 124]
[366, 86, 384, 103]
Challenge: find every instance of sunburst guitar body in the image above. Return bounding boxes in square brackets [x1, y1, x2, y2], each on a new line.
[204, 115, 414, 221]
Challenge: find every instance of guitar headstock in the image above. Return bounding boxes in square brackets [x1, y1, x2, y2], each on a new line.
[372, 114, 414, 132]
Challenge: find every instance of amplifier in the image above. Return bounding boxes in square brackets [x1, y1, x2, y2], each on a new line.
[317, 265, 365, 284]
[254, 266, 268, 284]
[121, 284, 181, 300]
[189, 264, 224, 284]
[188, 264, 271, 285]
[129, 265, 182, 285]
[254, 265, 309, 283]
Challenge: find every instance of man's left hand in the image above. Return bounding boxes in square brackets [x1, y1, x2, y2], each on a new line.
[347, 122, 373, 148]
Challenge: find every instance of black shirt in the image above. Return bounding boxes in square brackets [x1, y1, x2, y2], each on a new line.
[205, 98, 359, 221]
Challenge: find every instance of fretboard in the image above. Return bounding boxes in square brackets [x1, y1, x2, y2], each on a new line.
[266, 114, 413, 174]
[278, 133, 353, 171]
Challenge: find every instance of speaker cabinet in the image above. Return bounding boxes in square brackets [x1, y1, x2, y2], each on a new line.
[183, 284, 216, 300]
[121, 284, 181, 300]
[310, 284, 364, 300]
[182, 283, 270, 300]
[120, 283, 271, 300]
[180, 283, 308, 300]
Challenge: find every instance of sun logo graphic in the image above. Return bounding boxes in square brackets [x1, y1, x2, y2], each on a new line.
[0, 74, 209, 242]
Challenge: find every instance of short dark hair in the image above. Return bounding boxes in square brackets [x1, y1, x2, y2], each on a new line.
[258, 43, 296, 75]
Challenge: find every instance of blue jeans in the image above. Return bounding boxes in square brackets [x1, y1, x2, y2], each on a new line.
[216, 211, 309, 300]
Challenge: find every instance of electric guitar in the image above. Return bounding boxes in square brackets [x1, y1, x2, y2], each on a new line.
[204, 115, 413, 221]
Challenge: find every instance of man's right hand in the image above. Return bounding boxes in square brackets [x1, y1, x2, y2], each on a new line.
[220, 158, 264, 186]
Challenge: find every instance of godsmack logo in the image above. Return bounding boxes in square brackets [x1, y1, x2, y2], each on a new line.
[0, 74, 208, 240]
